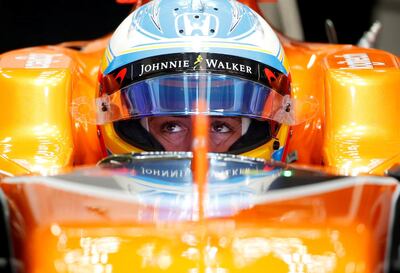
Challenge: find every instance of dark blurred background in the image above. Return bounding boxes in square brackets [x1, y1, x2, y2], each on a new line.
[298, 0, 400, 55]
[0, 0, 132, 53]
[0, 0, 399, 54]
[298, 0, 377, 44]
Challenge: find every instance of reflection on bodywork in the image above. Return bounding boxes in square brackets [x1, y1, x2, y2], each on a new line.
[51, 226, 347, 273]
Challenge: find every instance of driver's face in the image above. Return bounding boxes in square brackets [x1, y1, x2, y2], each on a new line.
[147, 116, 243, 152]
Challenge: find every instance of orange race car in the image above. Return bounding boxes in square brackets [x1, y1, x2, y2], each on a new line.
[0, 0, 400, 272]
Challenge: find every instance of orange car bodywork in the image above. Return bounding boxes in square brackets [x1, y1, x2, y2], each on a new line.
[0, 0, 400, 272]
[1, 174, 399, 273]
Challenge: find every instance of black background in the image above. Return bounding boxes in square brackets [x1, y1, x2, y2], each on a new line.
[298, 0, 377, 44]
[0, 0, 132, 53]
[0, 0, 377, 53]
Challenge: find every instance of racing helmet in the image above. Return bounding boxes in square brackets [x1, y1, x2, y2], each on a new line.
[97, 0, 293, 161]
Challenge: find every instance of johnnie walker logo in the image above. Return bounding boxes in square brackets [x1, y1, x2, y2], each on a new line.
[193, 54, 203, 69]
[138, 54, 253, 77]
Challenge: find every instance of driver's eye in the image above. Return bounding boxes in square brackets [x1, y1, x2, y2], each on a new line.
[161, 122, 183, 133]
[211, 121, 232, 133]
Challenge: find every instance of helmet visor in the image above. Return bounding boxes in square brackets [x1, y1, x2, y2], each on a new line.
[95, 73, 299, 125]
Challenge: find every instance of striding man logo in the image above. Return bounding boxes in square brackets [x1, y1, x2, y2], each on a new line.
[193, 54, 204, 69]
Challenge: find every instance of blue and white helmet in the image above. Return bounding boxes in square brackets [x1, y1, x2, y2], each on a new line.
[97, 0, 294, 159]
[102, 0, 288, 75]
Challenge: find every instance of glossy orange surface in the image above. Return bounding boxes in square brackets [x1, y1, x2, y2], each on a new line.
[1, 1, 400, 272]
[0, 42, 106, 175]
[323, 48, 400, 175]
[1, 175, 398, 273]
[282, 41, 400, 175]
